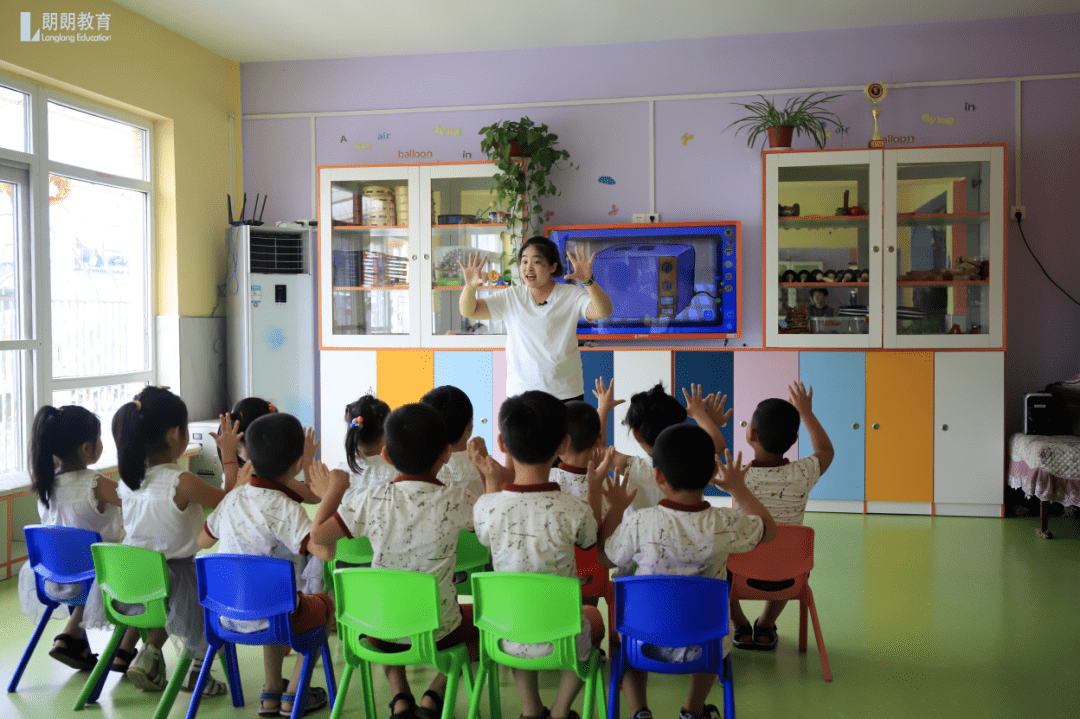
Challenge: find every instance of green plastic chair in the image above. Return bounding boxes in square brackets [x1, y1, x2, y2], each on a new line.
[73, 544, 228, 716]
[466, 572, 606, 719]
[330, 567, 475, 719]
[453, 531, 491, 598]
[323, 536, 375, 592]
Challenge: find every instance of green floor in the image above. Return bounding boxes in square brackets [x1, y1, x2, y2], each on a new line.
[3, 512, 1078, 719]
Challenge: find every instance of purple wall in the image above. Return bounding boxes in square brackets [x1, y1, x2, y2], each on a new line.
[241, 13, 1080, 438]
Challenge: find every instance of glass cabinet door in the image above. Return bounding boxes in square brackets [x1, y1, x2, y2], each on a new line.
[319, 166, 420, 348]
[883, 146, 1004, 348]
[421, 163, 513, 348]
[765, 150, 882, 348]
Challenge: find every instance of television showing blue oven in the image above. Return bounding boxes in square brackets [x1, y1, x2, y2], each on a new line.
[547, 222, 740, 339]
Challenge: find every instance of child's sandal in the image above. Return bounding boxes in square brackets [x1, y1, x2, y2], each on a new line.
[732, 624, 755, 650]
[259, 689, 284, 717]
[110, 647, 137, 674]
[48, 633, 98, 671]
[389, 692, 416, 719]
[281, 686, 328, 717]
[752, 619, 778, 651]
[414, 690, 446, 719]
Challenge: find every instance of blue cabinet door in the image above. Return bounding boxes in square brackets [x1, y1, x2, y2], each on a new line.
[434, 351, 494, 449]
[799, 352, 865, 501]
[675, 351, 734, 496]
[581, 350, 615, 447]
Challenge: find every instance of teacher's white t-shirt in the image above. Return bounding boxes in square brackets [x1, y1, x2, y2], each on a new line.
[484, 282, 592, 399]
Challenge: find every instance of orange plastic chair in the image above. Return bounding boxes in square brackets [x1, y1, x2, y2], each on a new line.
[726, 525, 832, 681]
[574, 546, 614, 644]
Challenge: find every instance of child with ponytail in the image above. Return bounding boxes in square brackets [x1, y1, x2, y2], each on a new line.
[18, 404, 123, 671]
[331, 395, 395, 506]
[112, 386, 229, 697]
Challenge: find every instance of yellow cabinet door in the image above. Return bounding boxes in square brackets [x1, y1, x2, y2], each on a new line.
[377, 350, 434, 408]
[865, 352, 934, 503]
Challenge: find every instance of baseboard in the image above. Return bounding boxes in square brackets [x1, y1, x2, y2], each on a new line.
[806, 499, 864, 514]
[933, 502, 1003, 518]
[866, 501, 933, 516]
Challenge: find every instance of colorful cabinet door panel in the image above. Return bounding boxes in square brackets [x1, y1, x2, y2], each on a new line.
[732, 352, 799, 464]
[491, 351, 508, 465]
[800, 352, 865, 501]
[612, 351, 672, 457]
[934, 352, 1004, 508]
[865, 352, 934, 503]
[319, 350, 378, 470]
[581, 350, 615, 447]
[675, 351, 734, 496]
[376, 350, 434, 410]
[434, 351, 494, 449]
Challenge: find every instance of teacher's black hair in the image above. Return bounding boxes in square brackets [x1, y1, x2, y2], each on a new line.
[519, 236, 565, 277]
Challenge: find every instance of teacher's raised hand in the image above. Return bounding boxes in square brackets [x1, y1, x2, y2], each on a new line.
[564, 247, 597, 284]
[458, 251, 489, 288]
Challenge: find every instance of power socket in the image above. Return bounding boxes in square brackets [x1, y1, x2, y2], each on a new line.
[1011, 205, 1027, 221]
[632, 213, 660, 223]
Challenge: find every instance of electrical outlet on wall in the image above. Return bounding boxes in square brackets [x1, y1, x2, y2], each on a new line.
[632, 213, 660, 223]
[1011, 205, 1027, 221]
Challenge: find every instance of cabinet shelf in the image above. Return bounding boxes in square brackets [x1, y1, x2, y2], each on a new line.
[896, 279, 988, 286]
[431, 284, 508, 290]
[432, 224, 507, 230]
[780, 282, 868, 288]
[779, 216, 868, 229]
[332, 225, 409, 232]
[896, 212, 990, 227]
[333, 286, 410, 291]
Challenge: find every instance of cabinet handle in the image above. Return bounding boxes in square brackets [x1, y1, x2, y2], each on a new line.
[941, 424, 948, 431]
[872, 423, 880, 430]
[740, 420, 747, 428]
[481, 418, 487, 424]
[424, 254, 429, 260]
[888, 246, 895, 253]
[873, 246, 880, 253]
[411, 254, 418, 260]
[852, 422, 860, 430]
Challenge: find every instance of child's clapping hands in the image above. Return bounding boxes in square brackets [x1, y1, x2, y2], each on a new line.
[602, 465, 638, 519]
[710, 449, 749, 493]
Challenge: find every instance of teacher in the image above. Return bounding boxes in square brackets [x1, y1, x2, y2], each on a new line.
[459, 236, 613, 401]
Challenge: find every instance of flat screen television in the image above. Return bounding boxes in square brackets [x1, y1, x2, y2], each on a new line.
[547, 222, 740, 340]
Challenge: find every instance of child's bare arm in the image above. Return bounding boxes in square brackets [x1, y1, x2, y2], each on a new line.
[93, 476, 122, 510]
[210, 412, 243, 492]
[176, 472, 227, 510]
[788, 381, 833, 474]
[714, 449, 777, 544]
[586, 446, 614, 529]
[597, 466, 637, 568]
[683, 384, 728, 455]
[592, 377, 625, 449]
[310, 462, 348, 557]
[468, 437, 514, 493]
[197, 525, 217, 549]
[305, 538, 331, 562]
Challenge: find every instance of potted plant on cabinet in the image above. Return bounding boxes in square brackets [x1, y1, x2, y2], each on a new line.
[478, 117, 577, 280]
[726, 92, 844, 149]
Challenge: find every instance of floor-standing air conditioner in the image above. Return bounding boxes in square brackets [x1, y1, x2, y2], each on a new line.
[226, 225, 318, 433]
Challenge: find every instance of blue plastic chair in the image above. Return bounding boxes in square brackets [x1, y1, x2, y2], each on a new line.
[8, 525, 102, 693]
[187, 554, 337, 719]
[607, 576, 735, 719]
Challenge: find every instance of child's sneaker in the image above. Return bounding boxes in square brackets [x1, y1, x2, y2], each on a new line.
[126, 644, 166, 692]
[678, 707, 720, 719]
[632, 710, 653, 719]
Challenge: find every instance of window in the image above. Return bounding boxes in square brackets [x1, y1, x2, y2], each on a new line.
[0, 76, 153, 482]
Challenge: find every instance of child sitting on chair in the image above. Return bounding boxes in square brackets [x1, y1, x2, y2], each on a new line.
[422, 385, 485, 498]
[470, 391, 609, 719]
[551, 400, 604, 500]
[311, 403, 492, 719]
[599, 425, 776, 719]
[199, 412, 334, 717]
[729, 381, 833, 651]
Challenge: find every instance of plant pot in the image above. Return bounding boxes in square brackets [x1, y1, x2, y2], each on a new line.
[507, 141, 529, 158]
[767, 126, 794, 149]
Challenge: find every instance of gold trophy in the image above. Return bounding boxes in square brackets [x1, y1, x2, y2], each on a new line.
[864, 82, 887, 148]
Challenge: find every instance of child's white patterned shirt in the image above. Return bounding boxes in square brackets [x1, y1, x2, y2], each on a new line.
[334, 476, 476, 640]
[336, 455, 397, 507]
[473, 483, 597, 578]
[204, 477, 312, 560]
[738, 456, 820, 526]
[437, 451, 484, 498]
[605, 499, 764, 580]
[550, 463, 589, 500]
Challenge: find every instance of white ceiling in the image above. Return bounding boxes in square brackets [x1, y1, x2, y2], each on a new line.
[111, 0, 1080, 63]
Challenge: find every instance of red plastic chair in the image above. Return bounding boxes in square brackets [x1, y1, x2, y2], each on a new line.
[726, 525, 832, 681]
[575, 546, 614, 644]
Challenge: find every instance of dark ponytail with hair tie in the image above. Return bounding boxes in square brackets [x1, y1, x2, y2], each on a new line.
[113, 386, 188, 491]
[29, 405, 101, 508]
[344, 395, 391, 474]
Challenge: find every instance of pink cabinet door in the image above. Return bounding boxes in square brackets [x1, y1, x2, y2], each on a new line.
[732, 352, 800, 463]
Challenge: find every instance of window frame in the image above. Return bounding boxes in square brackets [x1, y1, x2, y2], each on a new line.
[0, 72, 155, 485]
